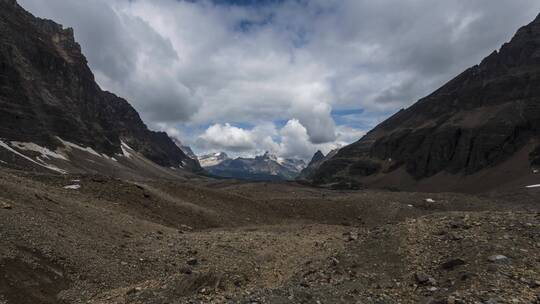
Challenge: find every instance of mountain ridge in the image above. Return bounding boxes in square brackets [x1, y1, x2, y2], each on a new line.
[306, 13, 540, 191]
[0, 0, 202, 174]
[200, 151, 306, 181]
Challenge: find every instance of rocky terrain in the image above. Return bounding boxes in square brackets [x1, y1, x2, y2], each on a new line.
[1, 167, 540, 304]
[200, 152, 306, 181]
[306, 13, 540, 192]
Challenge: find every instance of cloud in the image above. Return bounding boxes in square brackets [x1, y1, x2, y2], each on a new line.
[197, 123, 257, 152]
[19, 0, 201, 124]
[18, 0, 540, 157]
[193, 119, 361, 160]
[195, 122, 279, 153]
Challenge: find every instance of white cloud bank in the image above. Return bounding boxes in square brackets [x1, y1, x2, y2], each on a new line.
[195, 119, 362, 159]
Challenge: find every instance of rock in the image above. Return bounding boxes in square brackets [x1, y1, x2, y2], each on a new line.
[441, 258, 466, 270]
[415, 272, 431, 284]
[488, 255, 509, 263]
[344, 231, 358, 242]
[448, 232, 463, 241]
[126, 287, 142, 295]
[180, 224, 193, 231]
[0, 200, 12, 210]
[186, 258, 198, 266]
[63, 184, 81, 190]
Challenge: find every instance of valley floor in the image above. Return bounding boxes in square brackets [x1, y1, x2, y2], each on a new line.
[0, 169, 539, 304]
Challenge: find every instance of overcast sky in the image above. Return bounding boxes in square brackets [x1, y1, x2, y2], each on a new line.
[18, 0, 540, 160]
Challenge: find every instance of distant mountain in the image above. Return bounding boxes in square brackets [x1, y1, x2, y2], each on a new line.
[199, 152, 230, 168]
[0, 0, 202, 177]
[307, 13, 540, 192]
[200, 152, 306, 181]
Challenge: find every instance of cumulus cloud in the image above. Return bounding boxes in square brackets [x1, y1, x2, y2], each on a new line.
[18, 0, 540, 158]
[195, 122, 279, 154]
[19, 0, 201, 124]
[197, 123, 257, 152]
[194, 119, 361, 160]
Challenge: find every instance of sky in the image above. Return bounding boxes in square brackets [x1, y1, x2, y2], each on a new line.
[18, 0, 540, 160]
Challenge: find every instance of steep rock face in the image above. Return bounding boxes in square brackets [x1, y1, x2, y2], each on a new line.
[309, 14, 540, 185]
[0, 0, 201, 172]
[308, 151, 325, 166]
[297, 150, 332, 180]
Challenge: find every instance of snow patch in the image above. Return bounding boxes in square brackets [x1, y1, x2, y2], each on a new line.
[120, 141, 133, 159]
[526, 184, 540, 188]
[57, 137, 102, 157]
[64, 184, 81, 190]
[10, 141, 68, 160]
[0, 140, 67, 174]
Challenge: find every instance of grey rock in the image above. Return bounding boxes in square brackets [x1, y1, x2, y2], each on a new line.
[487, 255, 509, 263]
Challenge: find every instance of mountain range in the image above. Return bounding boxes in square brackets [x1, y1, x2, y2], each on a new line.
[2, 1, 540, 302]
[199, 152, 306, 181]
[2, 0, 540, 192]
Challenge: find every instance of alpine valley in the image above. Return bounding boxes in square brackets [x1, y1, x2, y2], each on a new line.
[1, 1, 540, 304]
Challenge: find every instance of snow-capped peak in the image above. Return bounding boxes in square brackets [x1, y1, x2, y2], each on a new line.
[198, 152, 230, 168]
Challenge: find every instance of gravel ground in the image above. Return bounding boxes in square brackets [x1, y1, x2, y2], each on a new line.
[0, 168, 539, 303]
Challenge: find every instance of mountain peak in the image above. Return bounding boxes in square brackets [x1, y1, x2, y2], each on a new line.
[198, 152, 230, 168]
[310, 151, 325, 164]
[534, 13, 540, 24]
[0, 1, 202, 174]
[257, 151, 278, 161]
[213, 152, 228, 157]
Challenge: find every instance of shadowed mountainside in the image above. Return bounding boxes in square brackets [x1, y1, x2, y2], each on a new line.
[307, 13, 540, 192]
[0, 0, 201, 173]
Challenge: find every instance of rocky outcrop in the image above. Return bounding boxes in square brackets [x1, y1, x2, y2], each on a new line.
[309, 151, 325, 166]
[298, 150, 331, 180]
[0, 0, 201, 172]
[308, 13, 540, 185]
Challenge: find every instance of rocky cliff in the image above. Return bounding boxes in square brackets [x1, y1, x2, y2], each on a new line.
[308, 13, 540, 189]
[0, 0, 201, 172]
